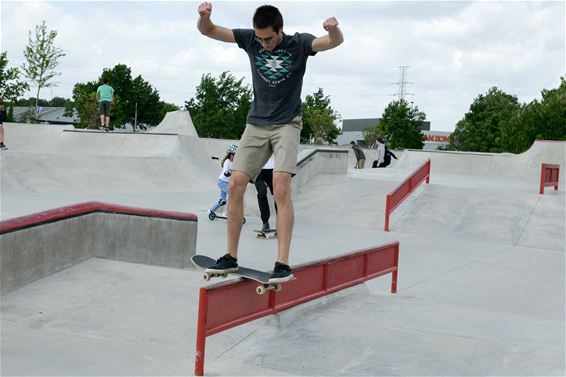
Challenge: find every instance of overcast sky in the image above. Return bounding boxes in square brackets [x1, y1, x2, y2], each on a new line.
[1, 0, 564, 131]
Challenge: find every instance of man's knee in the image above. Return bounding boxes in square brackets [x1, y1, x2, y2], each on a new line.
[229, 172, 249, 198]
[273, 173, 292, 204]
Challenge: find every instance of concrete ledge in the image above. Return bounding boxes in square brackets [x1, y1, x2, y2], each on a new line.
[293, 148, 349, 193]
[0, 202, 198, 295]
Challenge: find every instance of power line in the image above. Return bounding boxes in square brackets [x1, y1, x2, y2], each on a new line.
[392, 65, 414, 100]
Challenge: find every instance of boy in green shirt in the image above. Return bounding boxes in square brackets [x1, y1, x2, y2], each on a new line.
[96, 78, 114, 130]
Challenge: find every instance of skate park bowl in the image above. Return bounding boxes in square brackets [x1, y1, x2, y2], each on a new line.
[1, 111, 564, 376]
[0, 202, 198, 295]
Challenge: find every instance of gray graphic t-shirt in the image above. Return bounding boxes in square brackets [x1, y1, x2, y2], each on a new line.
[233, 29, 317, 126]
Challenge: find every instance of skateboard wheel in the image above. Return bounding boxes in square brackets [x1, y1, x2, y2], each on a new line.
[208, 212, 216, 221]
[274, 283, 282, 292]
[203, 273, 211, 281]
[242, 217, 246, 224]
[256, 286, 266, 295]
[221, 273, 228, 278]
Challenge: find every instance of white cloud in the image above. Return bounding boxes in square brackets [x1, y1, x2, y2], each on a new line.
[1, 0, 563, 131]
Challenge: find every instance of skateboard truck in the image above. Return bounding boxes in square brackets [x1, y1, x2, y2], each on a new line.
[256, 283, 282, 295]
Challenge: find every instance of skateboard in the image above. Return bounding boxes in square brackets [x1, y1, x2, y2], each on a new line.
[208, 211, 246, 224]
[254, 228, 277, 239]
[191, 254, 284, 294]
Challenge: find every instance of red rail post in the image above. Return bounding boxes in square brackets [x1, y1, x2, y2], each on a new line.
[539, 164, 545, 194]
[384, 195, 392, 231]
[391, 244, 400, 293]
[194, 288, 208, 376]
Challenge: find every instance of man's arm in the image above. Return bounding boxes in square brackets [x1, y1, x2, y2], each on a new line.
[312, 17, 344, 52]
[197, 2, 236, 43]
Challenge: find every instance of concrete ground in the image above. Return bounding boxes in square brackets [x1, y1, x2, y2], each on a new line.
[1, 112, 564, 376]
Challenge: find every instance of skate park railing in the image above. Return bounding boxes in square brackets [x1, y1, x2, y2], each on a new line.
[384, 159, 431, 231]
[194, 242, 400, 376]
[0, 202, 198, 295]
[539, 163, 560, 194]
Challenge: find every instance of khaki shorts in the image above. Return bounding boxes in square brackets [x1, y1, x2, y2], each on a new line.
[232, 117, 302, 181]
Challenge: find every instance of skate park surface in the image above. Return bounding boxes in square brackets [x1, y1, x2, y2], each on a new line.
[1, 111, 564, 376]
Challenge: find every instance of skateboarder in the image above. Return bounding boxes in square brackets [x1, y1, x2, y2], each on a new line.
[197, 2, 343, 282]
[96, 78, 114, 130]
[350, 141, 365, 169]
[255, 155, 277, 232]
[371, 138, 386, 168]
[0, 99, 7, 150]
[208, 144, 238, 218]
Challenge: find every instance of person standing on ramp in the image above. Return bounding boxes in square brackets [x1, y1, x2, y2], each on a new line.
[197, 2, 343, 282]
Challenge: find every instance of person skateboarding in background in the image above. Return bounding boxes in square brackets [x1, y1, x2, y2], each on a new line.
[350, 141, 365, 169]
[0, 99, 7, 150]
[197, 2, 343, 282]
[371, 137, 385, 168]
[255, 155, 277, 232]
[96, 78, 114, 131]
[382, 145, 398, 167]
[208, 144, 238, 219]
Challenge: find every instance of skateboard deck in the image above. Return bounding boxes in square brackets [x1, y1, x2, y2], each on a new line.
[208, 211, 246, 224]
[191, 254, 284, 294]
[253, 229, 277, 239]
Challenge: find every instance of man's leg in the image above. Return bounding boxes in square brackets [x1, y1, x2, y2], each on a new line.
[100, 115, 105, 127]
[226, 171, 249, 258]
[273, 172, 293, 265]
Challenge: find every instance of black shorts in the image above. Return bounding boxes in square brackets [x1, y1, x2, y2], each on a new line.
[99, 101, 112, 115]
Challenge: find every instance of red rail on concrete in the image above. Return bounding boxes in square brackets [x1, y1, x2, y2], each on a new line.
[384, 159, 431, 231]
[194, 242, 400, 376]
[0, 201, 197, 234]
[539, 163, 560, 194]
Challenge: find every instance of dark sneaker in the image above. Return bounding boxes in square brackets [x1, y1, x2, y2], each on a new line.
[205, 253, 238, 273]
[269, 262, 294, 283]
[262, 222, 271, 232]
[0, 143, 7, 150]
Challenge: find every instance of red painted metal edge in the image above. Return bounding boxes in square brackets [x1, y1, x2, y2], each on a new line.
[384, 159, 430, 231]
[193, 242, 400, 375]
[0, 201, 198, 234]
[540, 164, 560, 194]
[195, 288, 208, 376]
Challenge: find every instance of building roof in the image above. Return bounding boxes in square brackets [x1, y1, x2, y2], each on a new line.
[342, 117, 431, 131]
[12, 106, 80, 125]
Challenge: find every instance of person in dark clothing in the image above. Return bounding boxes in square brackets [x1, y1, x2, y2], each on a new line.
[379, 145, 398, 167]
[0, 99, 7, 150]
[350, 141, 366, 169]
[255, 155, 277, 231]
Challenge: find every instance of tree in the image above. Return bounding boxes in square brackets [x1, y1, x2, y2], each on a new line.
[362, 124, 383, 147]
[379, 99, 425, 150]
[301, 88, 341, 144]
[0, 51, 29, 103]
[449, 87, 520, 152]
[21, 20, 65, 114]
[500, 77, 566, 153]
[185, 71, 251, 139]
[69, 64, 177, 130]
[71, 83, 99, 129]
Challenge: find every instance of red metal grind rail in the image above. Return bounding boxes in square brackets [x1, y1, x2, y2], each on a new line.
[194, 242, 400, 376]
[384, 159, 431, 231]
[539, 163, 560, 194]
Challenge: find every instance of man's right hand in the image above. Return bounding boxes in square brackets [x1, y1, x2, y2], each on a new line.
[198, 2, 212, 18]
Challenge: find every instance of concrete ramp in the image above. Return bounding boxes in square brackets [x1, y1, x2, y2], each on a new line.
[150, 110, 198, 136]
[390, 183, 564, 251]
[1, 111, 219, 196]
[395, 140, 565, 183]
